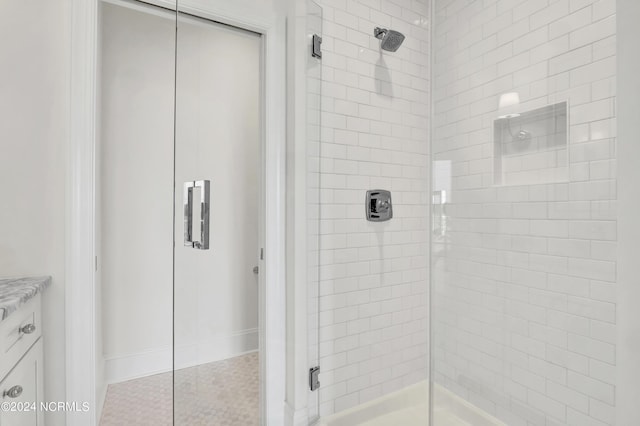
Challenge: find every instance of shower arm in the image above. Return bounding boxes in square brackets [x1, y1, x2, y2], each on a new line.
[504, 116, 530, 141]
[374, 27, 387, 39]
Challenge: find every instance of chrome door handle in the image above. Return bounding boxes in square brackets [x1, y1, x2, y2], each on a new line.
[184, 180, 210, 250]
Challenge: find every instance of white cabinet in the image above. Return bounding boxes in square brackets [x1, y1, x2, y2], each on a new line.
[0, 295, 44, 425]
[0, 340, 43, 426]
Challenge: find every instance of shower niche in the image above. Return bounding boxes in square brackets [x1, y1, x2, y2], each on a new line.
[493, 101, 568, 186]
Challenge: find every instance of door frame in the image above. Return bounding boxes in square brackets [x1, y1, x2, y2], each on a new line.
[67, 1, 286, 425]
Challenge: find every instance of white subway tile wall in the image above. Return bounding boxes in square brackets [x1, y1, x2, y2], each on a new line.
[313, 0, 431, 417]
[432, 0, 616, 425]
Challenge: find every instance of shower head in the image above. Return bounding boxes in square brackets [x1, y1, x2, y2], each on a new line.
[374, 27, 405, 52]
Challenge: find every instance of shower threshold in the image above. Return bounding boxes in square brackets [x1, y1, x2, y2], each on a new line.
[318, 381, 505, 426]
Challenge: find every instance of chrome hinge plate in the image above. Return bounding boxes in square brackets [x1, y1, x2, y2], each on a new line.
[309, 366, 320, 391]
[312, 34, 322, 59]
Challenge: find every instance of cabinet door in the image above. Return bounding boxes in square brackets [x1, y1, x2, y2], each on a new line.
[0, 339, 43, 426]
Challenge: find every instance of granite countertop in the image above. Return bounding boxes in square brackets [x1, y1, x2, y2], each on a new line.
[0, 276, 51, 322]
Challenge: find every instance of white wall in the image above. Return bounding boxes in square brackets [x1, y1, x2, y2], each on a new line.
[0, 1, 69, 425]
[432, 0, 617, 425]
[314, 0, 431, 417]
[616, 0, 640, 424]
[100, 3, 260, 383]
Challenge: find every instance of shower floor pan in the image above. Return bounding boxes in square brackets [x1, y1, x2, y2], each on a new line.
[318, 381, 505, 426]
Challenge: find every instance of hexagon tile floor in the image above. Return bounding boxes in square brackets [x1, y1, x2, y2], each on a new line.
[100, 352, 259, 426]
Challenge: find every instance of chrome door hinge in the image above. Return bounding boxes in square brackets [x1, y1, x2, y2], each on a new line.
[312, 34, 322, 59]
[309, 366, 320, 391]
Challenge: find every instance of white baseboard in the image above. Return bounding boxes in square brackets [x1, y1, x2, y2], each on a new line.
[284, 401, 309, 426]
[174, 328, 259, 370]
[104, 346, 172, 384]
[95, 353, 107, 423]
[96, 379, 107, 424]
[104, 328, 259, 384]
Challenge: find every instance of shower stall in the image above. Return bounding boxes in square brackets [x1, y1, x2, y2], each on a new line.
[307, 0, 618, 425]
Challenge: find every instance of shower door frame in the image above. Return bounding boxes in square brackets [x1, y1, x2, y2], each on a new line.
[67, 1, 287, 425]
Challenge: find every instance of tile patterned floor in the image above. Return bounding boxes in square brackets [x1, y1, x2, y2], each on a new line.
[100, 352, 259, 426]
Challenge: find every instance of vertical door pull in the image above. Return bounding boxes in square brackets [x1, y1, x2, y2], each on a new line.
[184, 181, 194, 246]
[183, 180, 210, 250]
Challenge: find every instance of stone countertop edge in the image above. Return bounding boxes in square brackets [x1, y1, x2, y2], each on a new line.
[0, 276, 51, 322]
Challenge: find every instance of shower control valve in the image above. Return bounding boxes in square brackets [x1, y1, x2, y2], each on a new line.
[366, 190, 393, 222]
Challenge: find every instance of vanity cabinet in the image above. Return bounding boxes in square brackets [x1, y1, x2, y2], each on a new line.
[0, 295, 44, 425]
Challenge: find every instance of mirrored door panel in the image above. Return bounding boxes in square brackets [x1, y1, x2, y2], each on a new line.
[98, 0, 177, 424]
[173, 11, 262, 425]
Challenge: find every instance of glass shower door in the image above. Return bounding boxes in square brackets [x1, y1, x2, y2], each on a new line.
[430, 1, 617, 425]
[306, 1, 323, 423]
[173, 11, 262, 425]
